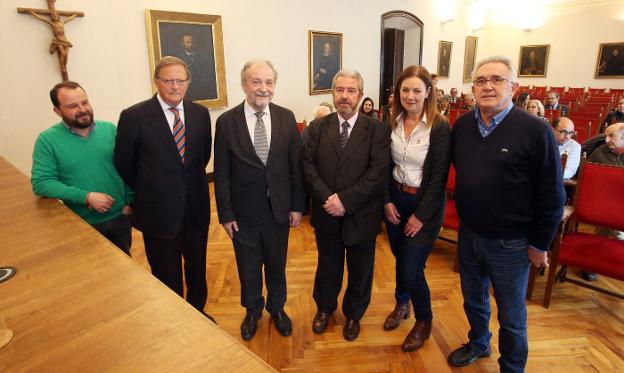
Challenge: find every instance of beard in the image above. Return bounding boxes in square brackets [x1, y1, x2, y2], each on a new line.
[63, 110, 93, 129]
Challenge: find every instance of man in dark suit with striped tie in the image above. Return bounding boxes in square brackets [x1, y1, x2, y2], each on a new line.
[214, 60, 306, 340]
[114, 56, 214, 321]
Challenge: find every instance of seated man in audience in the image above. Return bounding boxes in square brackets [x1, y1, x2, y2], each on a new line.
[450, 88, 459, 103]
[314, 105, 332, 119]
[32, 81, 133, 255]
[462, 93, 476, 111]
[552, 117, 581, 180]
[545, 91, 569, 117]
[603, 98, 624, 129]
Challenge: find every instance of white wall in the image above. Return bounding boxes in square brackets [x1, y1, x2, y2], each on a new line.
[1, 0, 622, 175]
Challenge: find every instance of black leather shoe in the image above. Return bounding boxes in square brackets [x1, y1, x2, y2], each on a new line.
[271, 311, 292, 337]
[383, 302, 410, 331]
[312, 311, 330, 334]
[241, 314, 259, 341]
[581, 270, 598, 282]
[343, 319, 360, 341]
[448, 344, 491, 367]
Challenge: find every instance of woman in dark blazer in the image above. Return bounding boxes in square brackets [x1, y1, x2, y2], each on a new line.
[382, 65, 451, 352]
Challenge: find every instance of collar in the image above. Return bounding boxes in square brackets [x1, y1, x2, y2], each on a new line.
[157, 93, 184, 113]
[62, 121, 95, 137]
[395, 112, 427, 129]
[337, 111, 359, 127]
[244, 100, 270, 118]
[475, 102, 514, 125]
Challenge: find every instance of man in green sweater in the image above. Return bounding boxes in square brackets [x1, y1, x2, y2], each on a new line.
[31, 81, 133, 255]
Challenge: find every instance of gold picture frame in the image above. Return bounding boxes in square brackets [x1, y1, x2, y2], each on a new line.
[309, 31, 342, 95]
[595, 42, 624, 78]
[518, 45, 550, 78]
[463, 36, 478, 83]
[438, 41, 452, 78]
[145, 10, 228, 109]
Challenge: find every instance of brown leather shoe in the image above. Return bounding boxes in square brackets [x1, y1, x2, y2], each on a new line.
[383, 302, 410, 331]
[402, 320, 432, 352]
[343, 319, 360, 341]
[312, 311, 330, 334]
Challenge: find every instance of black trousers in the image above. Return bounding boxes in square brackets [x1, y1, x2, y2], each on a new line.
[92, 214, 132, 256]
[232, 197, 289, 317]
[142, 206, 208, 312]
[313, 231, 376, 321]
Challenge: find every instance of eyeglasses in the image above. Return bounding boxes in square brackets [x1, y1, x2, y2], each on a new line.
[557, 129, 576, 136]
[158, 78, 189, 86]
[472, 76, 513, 88]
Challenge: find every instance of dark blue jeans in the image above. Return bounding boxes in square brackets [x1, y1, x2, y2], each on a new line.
[458, 224, 530, 373]
[385, 187, 433, 321]
[92, 214, 132, 256]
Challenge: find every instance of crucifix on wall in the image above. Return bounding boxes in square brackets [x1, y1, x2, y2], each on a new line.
[17, 0, 84, 81]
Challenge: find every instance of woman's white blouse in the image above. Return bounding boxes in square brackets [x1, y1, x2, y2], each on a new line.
[391, 113, 431, 188]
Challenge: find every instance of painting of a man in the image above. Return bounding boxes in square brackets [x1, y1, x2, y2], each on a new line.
[438, 41, 452, 78]
[518, 45, 549, 77]
[596, 43, 624, 78]
[309, 32, 342, 94]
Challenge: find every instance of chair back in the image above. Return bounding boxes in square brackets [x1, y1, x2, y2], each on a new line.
[573, 162, 624, 231]
[446, 164, 456, 191]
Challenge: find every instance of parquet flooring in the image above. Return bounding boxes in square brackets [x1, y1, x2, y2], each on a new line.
[128, 187, 624, 372]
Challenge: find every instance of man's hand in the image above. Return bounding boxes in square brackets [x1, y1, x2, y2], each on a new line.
[222, 221, 239, 239]
[289, 211, 303, 228]
[87, 192, 114, 213]
[323, 193, 345, 217]
[121, 205, 132, 216]
[384, 203, 401, 225]
[528, 246, 549, 268]
[404, 214, 424, 237]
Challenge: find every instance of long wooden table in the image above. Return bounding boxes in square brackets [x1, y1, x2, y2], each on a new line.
[0, 156, 274, 372]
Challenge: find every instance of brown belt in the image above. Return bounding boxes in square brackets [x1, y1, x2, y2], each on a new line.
[393, 179, 418, 195]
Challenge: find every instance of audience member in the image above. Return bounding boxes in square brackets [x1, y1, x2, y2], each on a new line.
[526, 99, 548, 123]
[462, 93, 477, 111]
[552, 117, 581, 179]
[449, 55, 564, 371]
[545, 91, 569, 116]
[515, 92, 530, 110]
[382, 65, 451, 352]
[320, 101, 334, 112]
[301, 69, 389, 342]
[450, 88, 459, 103]
[314, 105, 332, 119]
[381, 92, 394, 124]
[32, 81, 133, 255]
[214, 59, 306, 340]
[436, 88, 444, 102]
[603, 98, 624, 129]
[360, 97, 376, 117]
[114, 56, 214, 320]
[439, 94, 451, 118]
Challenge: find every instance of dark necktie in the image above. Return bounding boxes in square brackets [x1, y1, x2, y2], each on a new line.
[169, 107, 186, 162]
[340, 121, 350, 149]
[254, 112, 269, 164]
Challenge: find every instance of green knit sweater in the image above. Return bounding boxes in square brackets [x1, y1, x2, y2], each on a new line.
[31, 120, 132, 225]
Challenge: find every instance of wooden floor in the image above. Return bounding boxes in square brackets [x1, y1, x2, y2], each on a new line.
[128, 188, 624, 373]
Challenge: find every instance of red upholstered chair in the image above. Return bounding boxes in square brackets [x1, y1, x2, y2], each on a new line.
[438, 165, 460, 271]
[296, 122, 306, 134]
[543, 161, 624, 308]
[449, 109, 460, 126]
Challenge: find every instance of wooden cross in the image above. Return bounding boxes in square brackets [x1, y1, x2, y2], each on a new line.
[17, 0, 84, 81]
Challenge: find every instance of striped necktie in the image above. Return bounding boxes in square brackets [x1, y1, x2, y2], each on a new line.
[254, 112, 269, 164]
[340, 121, 350, 149]
[169, 107, 186, 162]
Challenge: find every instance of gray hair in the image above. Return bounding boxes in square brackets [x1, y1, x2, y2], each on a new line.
[471, 55, 517, 83]
[314, 105, 332, 119]
[240, 59, 278, 84]
[154, 56, 191, 81]
[331, 69, 364, 92]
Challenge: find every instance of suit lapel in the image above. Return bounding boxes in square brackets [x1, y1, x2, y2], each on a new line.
[148, 96, 183, 166]
[338, 115, 369, 168]
[182, 100, 198, 169]
[267, 103, 281, 166]
[325, 113, 342, 157]
[233, 103, 264, 165]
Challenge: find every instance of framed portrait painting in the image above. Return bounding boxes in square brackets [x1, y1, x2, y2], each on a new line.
[438, 41, 452, 78]
[595, 42, 624, 78]
[309, 31, 342, 95]
[463, 36, 478, 83]
[145, 10, 228, 109]
[518, 45, 549, 77]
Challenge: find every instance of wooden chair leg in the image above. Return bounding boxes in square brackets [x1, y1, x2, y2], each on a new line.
[543, 262, 558, 308]
[526, 264, 538, 301]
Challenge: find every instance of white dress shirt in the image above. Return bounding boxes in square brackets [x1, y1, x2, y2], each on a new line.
[559, 138, 581, 179]
[244, 101, 272, 147]
[391, 113, 431, 188]
[337, 112, 359, 138]
[157, 94, 185, 133]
